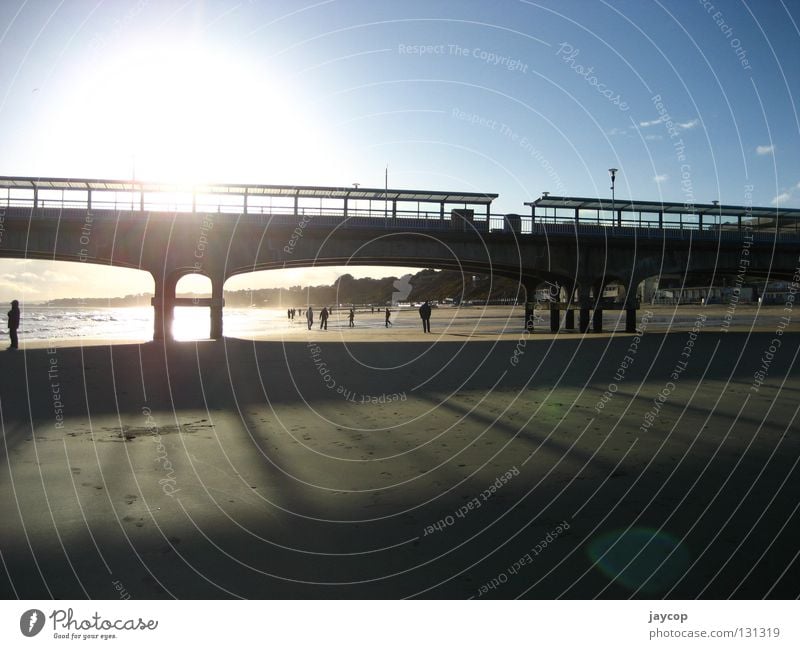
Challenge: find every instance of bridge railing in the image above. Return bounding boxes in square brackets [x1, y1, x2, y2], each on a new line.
[2, 202, 799, 242]
[0, 195, 452, 221]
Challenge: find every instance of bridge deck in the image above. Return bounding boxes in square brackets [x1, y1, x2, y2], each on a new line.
[1, 205, 797, 243]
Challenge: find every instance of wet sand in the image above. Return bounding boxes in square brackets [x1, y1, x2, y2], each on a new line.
[0, 307, 798, 599]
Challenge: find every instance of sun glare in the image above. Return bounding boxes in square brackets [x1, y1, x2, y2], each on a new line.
[65, 40, 331, 185]
[172, 306, 211, 341]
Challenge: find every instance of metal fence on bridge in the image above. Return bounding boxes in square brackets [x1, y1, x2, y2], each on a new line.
[2, 177, 799, 242]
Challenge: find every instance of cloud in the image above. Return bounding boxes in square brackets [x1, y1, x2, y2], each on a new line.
[638, 118, 662, 128]
[653, 174, 669, 183]
[644, 134, 663, 141]
[42, 270, 76, 283]
[677, 119, 699, 130]
[607, 127, 627, 136]
[756, 144, 775, 155]
[772, 192, 791, 205]
[0, 278, 40, 293]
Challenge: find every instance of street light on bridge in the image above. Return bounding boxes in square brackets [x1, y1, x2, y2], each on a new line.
[609, 168, 618, 226]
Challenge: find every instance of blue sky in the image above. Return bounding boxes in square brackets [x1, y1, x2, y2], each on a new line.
[1, 0, 799, 299]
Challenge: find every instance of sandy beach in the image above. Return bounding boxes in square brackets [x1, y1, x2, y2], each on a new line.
[0, 306, 798, 599]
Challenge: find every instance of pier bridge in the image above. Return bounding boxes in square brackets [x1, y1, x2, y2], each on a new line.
[1, 176, 799, 339]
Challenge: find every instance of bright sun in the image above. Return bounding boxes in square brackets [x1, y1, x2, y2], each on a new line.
[62, 40, 331, 184]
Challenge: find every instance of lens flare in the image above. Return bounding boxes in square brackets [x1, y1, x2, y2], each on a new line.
[588, 527, 691, 594]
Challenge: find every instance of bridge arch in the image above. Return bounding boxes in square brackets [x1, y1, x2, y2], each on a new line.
[152, 268, 225, 340]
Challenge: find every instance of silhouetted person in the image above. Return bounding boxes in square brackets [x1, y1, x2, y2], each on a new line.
[419, 300, 432, 333]
[320, 306, 329, 330]
[385, 307, 392, 327]
[348, 308, 355, 328]
[7, 300, 19, 349]
[307, 306, 314, 330]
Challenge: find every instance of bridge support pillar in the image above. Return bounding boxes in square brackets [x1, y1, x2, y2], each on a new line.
[579, 308, 590, 333]
[210, 277, 225, 339]
[578, 285, 591, 333]
[625, 308, 637, 333]
[565, 309, 575, 330]
[524, 303, 535, 332]
[550, 307, 560, 332]
[152, 300, 170, 340]
[592, 308, 603, 333]
[152, 276, 175, 341]
[210, 305, 223, 339]
[623, 276, 641, 333]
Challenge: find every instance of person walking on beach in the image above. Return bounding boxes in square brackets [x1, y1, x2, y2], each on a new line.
[320, 306, 329, 330]
[385, 307, 392, 328]
[307, 306, 314, 330]
[348, 308, 355, 328]
[418, 300, 432, 333]
[7, 300, 20, 349]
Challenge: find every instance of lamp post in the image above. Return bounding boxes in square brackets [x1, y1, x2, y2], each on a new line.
[609, 168, 618, 226]
[541, 191, 549, 223]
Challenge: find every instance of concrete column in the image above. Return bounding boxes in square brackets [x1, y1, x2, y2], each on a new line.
[625, 308, 637, 333]
[550, 307, 560, 332]
[592, 280, 604, 333]
[578, 285, 591, 333]
[624, 277, 640, 333]
[210, 306, 223, 339]
[151, 275, 175, 341]
[525, 303, 535, 332]
[565, 309, 575, 329]
[152, 299, 164, 340]
[579, 308, 590, 333]
[592, 308, 603, 333]
[210, 276, 225, 339]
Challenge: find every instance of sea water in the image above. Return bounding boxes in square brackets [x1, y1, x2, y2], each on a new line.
[7, 305, 428, 342]
[7, 306, 296, 342]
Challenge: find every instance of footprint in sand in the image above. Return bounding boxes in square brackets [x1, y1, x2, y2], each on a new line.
[124, 494, 137, 505]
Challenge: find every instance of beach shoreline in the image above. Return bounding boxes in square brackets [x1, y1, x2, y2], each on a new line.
[6, 303, 792, 349]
